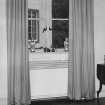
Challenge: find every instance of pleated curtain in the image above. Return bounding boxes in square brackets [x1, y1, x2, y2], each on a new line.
[7, 0, 31, 105]
[68, 0, 95, 100]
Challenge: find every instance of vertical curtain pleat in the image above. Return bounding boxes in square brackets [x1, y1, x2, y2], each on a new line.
[7, 0, 31, 105]
[68, 0, 95, 100]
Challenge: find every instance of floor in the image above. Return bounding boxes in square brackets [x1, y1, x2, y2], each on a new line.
[31, 97, 105, 105]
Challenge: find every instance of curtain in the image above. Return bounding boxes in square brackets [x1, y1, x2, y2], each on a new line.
[68, 0, 95, 100]
[7, 0, 31, 105]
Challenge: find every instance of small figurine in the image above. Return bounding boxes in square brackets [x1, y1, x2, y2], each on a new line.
[44, 47, 50, 52]
[30, 40, 36, 52]
[64, 37, 69, 52]
[104, 55, 105, 64]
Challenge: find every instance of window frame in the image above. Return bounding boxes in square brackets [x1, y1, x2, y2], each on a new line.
[28, 9, 40, 43]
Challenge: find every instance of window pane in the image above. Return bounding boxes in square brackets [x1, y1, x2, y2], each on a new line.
[52, 20, 69, 48]
[28, 20, 31, 26]
[28, 9, 31, 18]
[32, 20, 36, 33]
[36, 10, 39, 18]
[32, 20, 39, 34]
[32, 9, 39, 18]
[28, 26, 31, 33]
[52, 0, 69, 18]
[32, 10, 36, 18]
[28, 33, 31, 40]
[32, 20, 39, 42]
[32, 33, 36, 40]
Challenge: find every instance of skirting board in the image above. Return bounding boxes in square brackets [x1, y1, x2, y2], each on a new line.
[0, 97, 7, 105]
[31, 96, 68, 101]
[31, 93, 67, 100]
[31, 91, 105, 100]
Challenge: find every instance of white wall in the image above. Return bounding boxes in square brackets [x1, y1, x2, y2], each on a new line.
[28, 0, 52, 48]
[29, 52, 68, 99]
[28, 0, 40, 9]
[30, 68, 68, 99]
[94, 0, 105, 97]
[0, 0, 7, 104]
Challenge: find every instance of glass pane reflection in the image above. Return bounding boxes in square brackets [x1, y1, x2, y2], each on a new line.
[52, 0, 69, 18]
[52, 20, 69, 48]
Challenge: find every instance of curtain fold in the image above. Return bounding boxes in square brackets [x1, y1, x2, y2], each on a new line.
[7, 0, 31, 105]
[68, 0, 95, 100]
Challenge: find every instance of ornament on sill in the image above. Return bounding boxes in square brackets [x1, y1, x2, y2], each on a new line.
[49, 26, 52, 31]
[30, 40, 36, 52]
[64, 37, 69, 52]
[104, 55, 105, 64]
[42, 27, 47, 33]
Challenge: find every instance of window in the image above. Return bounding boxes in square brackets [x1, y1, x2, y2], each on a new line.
[28, 9, 39, 43]
[52, 0, 69, 48]
[28, 0, 69, 52]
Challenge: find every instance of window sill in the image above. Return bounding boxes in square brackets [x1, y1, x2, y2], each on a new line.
[29, 50, 68, 61]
